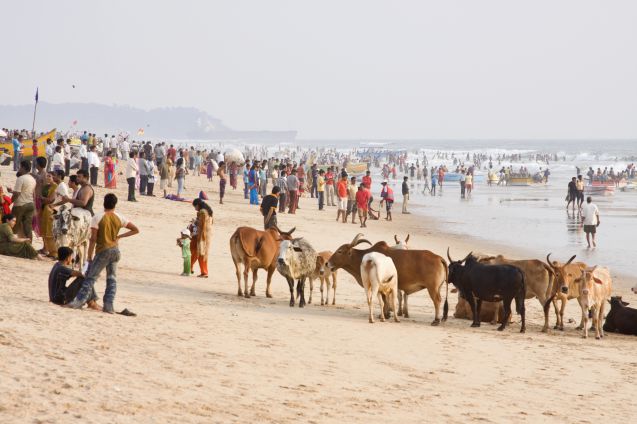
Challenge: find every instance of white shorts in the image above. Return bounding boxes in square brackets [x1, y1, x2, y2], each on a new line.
[338, 198, 348, 210]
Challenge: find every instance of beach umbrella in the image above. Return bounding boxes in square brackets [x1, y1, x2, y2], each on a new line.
[223, 148, 245, 166]
[0, 129, 7, 137]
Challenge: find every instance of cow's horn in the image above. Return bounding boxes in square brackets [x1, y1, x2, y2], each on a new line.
[447, 247, 453, 262]
[405, 234, 410, 243]
[566, 254, 576, 265]
[394, 235, 399, 244]
[545, 253, 555, 269]
[349, 233, 365, 247]
[353, 239, 371, 248]
[462, 251, 473, 262]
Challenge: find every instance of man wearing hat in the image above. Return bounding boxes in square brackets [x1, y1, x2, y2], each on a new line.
[380, 179, 394, 221]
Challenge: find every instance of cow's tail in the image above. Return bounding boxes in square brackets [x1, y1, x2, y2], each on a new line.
[516, 269, 526, 315]
[542, 263, 557, 313]
[442, 258, 449, 321]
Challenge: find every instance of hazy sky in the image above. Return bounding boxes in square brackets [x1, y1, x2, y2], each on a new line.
[4, 0, 637, 139]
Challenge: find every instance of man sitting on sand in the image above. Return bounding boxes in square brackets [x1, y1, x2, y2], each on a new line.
[48, 246, 100, 309]
[65, 193, 139, 313]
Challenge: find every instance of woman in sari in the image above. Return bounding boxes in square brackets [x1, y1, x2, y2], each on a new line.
[0, 214, 40, 259]
[40, 171, 58, 257]
[104, 150, 117, 189]
[190, 199, 213, 278]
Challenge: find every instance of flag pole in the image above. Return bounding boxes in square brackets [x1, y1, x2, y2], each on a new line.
[31, 87, 39, 139]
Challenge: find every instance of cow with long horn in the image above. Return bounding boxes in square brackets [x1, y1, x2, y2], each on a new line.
[327, 233, 449, 325]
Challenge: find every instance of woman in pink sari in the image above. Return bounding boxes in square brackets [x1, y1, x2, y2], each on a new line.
[104, 150, 117, 189]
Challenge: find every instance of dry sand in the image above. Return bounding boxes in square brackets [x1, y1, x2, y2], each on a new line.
[1, 166, 636, 423]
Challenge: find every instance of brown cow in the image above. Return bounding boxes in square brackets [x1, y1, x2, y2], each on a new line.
[327, 233, 449, 325]
[229, 226, 295, 298]
[453, 290, 506, 324]
[308, 251, 338, 305]
[479, 255, 555, 332]
[545, 253, 588, 331]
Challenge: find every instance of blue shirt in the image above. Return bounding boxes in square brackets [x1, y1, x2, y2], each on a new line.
[12, 138, 21, 153]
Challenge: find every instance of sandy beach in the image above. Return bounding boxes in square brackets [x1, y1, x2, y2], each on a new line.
[0, 165, 636, 424]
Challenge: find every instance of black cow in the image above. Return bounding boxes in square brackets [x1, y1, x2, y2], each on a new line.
[447, 249, 526, 333]
[603, 297, 637, 336]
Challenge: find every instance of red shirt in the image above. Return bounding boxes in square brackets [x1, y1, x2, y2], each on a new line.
[355, 189, 370, 210]
[362, 175, 372, 189]
[326, 171, 334, 185]
[337, 180, 348, 198]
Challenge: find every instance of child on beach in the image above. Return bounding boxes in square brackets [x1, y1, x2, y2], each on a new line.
[177, 228, 192, 276]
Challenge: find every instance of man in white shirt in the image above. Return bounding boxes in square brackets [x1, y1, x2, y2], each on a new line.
[126, 151, 139, 202]
[581, 196, 600, 248]
[45, 139, 55, 171]
[120, 138, 130, 161]
[8, 160, 37, 241]
[63, 140, 71, 176]
[52, 169, 70, 205]
[79, 140, 88, 172]
[52, 145, 65, 171]
[87, 145, 100, 186]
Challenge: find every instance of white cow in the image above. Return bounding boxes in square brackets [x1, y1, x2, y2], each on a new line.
[392, 234, 410, 317]
[578, 266, 612, 339]
[360, 252, 400, 324]
[52, 206, 91, 270]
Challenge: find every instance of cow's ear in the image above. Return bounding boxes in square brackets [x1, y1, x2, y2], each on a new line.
[293, 246, 303, 252]
[72, 216, 80, 221]
[623, 301, 630, 306]
[593, 277, 604, 285]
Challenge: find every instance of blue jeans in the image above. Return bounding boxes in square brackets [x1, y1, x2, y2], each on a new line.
[73, 247, 121, 306]
[243, 181, 249, 199]
[13, 151, 20, 171]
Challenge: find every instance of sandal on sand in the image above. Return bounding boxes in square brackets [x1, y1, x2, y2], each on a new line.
[117, 308, 137, 317]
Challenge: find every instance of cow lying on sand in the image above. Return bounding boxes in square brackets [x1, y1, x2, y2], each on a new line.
[603, 297, 637, 336]
[453, 289, 506, 324]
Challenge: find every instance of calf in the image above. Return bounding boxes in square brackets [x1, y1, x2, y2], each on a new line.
[276, 238, 318, 307]
[308, 251, 338, 305]
[447, 249, 526, 332]
[577, 266, 612, 339]
[360, 252, 400, 323]
[603, 297, 637, 336]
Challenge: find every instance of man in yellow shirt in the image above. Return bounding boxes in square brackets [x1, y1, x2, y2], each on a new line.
[66, 193, 139, 313]
[317, 169, 325, 210]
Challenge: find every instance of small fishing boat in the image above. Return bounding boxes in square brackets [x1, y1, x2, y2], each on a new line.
[585, 182, 616, 196]
[507, 176, 534, 186]
[0, 129, 56, 158]
[442, 173, 486, 184]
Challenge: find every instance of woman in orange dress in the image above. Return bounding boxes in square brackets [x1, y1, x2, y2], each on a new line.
[190, 198, 213, 278]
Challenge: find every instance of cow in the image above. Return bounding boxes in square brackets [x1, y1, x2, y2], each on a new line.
[447, 249, 526, 333]
[545, 254, 588, 331]
[277, 238, 318, 308]
[577, 266, 612, 339]
[308, 251, 338, 306]
[52, 205, 91, 270]
[393, 234, 410, 250]
[453, 290, 506, 324]
[479, 255, 555, 332]
[229, 226, 296, 298]
[603, 297, 637, 336]
[360, 252, 400, 323]
[327, 233, 448, 325]
[391, 234, 410, 318]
